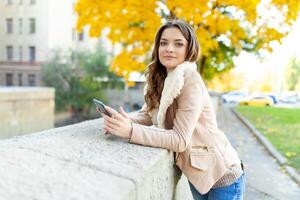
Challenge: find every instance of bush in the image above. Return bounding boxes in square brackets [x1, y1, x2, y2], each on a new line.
[42, 46, 122, 119]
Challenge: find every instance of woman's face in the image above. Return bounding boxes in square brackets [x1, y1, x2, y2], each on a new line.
[158, 27, 188, 71]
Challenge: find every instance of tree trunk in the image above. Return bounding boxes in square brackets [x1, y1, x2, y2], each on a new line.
[198, 56, 206, 76]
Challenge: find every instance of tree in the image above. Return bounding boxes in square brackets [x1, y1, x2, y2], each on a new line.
[286, 56, 300, 91]
[42, 45, 122, 119]
[75, 0, 300, 80]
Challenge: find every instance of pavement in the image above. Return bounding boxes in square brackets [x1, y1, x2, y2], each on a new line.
[217, 105, 300, 200]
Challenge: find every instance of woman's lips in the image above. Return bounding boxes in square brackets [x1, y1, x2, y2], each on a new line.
[163, 56, 176, 59]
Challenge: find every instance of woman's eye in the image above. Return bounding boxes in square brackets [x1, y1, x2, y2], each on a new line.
[175, 43, 183, 47]
[160, 41, 167, 46]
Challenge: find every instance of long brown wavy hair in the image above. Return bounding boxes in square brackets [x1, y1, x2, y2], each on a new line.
[145, 19, 200, 111]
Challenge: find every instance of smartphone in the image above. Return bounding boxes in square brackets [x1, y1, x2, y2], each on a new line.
[93, 98, 112, 117]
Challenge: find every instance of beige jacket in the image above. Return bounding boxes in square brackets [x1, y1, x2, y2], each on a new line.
[129, 62, 241, 194]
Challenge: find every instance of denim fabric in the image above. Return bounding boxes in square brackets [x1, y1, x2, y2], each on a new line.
[188, 173, 246, 200]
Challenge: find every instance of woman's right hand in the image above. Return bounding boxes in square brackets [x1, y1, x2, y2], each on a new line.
[97, 106, 131, 135]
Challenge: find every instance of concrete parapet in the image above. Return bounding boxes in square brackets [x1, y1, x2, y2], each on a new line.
[0, 118, 180, 200]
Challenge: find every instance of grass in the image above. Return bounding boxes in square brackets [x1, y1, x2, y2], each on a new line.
[236, 106, 300, 173]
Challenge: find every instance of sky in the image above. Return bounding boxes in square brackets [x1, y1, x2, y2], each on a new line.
[233, 16, 300, 92]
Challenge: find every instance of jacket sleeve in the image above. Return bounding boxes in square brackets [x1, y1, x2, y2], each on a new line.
[129, 71, 207, 152]
[129, 103, 153, 126]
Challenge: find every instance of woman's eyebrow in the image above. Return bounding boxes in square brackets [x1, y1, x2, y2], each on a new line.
[160, 38, 185, 41]
[174, 39, 185, 42]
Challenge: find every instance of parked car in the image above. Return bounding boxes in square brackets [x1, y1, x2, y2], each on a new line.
[239, 96, 274, 106]
[266, 94, 278, 104]
[222, 91, 248, 104]
[278, 94, 299, 104]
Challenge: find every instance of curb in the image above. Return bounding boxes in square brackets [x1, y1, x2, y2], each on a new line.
[231, 107, 300, 186]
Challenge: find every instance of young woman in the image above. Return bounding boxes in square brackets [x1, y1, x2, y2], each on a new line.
[100, 19, 246, 200]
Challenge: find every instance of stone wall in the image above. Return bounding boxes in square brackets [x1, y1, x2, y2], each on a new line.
[0, 87, 54, 139]
[0, 118, 180, 200]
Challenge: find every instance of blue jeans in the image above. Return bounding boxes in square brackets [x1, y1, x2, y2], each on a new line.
[188, 173, 246, 200]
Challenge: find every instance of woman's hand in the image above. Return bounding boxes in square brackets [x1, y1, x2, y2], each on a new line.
[101, 106, 132, 139]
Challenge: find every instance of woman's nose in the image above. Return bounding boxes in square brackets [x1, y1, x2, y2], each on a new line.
[166, 44, 174, 52]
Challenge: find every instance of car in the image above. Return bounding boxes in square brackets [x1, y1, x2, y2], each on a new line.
[278, 94, 299, 104]
[239, 96, 274, 106]
[222, 91, 248, 104]
[266, 94, 278, 104]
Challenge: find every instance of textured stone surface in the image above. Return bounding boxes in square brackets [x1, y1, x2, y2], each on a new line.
[0, 118, 180, 200]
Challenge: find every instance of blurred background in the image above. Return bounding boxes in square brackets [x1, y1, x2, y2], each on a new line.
[0, 0, 299, 145]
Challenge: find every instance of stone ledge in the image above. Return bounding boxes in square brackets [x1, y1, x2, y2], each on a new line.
[0, 117, 178, 200]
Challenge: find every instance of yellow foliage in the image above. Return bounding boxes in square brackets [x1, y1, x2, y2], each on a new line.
[207, 69, 246, 92]
[75, 0, 300, 79]
[126, 81, 136, 87]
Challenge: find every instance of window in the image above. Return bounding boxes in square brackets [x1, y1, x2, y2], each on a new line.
[19, 46, 23, 61]
[28, 74, 36, 86]
[6, 18, 13, 34]
[78, 32, 84, 41]
[18, 73, 22, 86]
[6, 46, 13, 61]
[6, 73, 13, 86]
[19, 18, 23, 34]
[6, 0, 13, 5]
[29, 46, 35, 62]
[29, 18, 35, 34]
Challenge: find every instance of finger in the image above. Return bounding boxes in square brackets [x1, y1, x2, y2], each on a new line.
[104, 120, 119, 130]
[102, 113, 109, 118]
[103, 114, 120, 126]
[103, 127, 111, 135]
[105, 125, 117, 135]
[119, 106, 130, 118]
[105, 106, 122, 120]
[102, 128, 108, 134]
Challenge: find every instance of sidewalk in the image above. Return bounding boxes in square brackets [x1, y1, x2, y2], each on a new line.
[217, 105, 300, 200]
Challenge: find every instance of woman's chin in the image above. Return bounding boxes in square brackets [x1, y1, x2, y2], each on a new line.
[161, 62, 179, 69]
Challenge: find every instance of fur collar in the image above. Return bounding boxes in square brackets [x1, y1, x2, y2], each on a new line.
[144, 62, 197, 129]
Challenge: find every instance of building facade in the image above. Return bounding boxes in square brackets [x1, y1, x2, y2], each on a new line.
[0, 0, 98, 86]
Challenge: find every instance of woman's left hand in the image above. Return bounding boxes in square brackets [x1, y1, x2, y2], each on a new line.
[102, 106, 132, 139]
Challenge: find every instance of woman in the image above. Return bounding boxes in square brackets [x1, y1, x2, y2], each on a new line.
[101, 19, 246, 200]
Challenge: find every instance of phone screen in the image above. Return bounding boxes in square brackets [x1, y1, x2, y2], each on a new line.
[93, 99, 112, 117]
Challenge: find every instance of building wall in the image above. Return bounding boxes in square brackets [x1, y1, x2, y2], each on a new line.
[0, 0, 49, 62]
[47, 0, 98, 53]
[0, 62, 42, 86]
[0, 0, 99, 87]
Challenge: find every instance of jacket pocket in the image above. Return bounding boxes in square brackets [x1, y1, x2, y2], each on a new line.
[189, 147, 216, 171]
